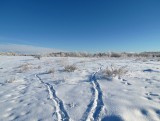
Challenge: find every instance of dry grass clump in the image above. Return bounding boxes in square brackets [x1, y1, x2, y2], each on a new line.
[33, 55, 41, 60]
[18, 63, 32, 73]
[46, 68, 55, 77]
[34, 65, 41, 69]
[157, 58, 160, 61]
[47, 68, 55, 74]
[6, 77, 16, 83]
[64, 65, 77, 72]
[103, 64, 127, 79]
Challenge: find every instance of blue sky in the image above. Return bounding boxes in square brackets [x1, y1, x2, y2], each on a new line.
[0, 0, 160, 52]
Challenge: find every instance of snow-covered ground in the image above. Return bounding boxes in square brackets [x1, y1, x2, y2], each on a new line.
[0, 56, 160, 121]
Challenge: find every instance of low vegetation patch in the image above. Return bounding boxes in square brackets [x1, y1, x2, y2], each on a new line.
[17, 63, 32, 73]
[102, 64, 127, 79]
[6, 77, 16, 83]
[64, 65, 77, 72]
[33, 55, 42, 60]
[47, 68, 55, 74]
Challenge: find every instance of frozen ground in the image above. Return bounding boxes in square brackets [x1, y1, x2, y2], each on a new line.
[0, 56, 160, 121]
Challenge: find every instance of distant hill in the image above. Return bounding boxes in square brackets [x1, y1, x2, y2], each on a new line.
[0, 44, 160, 58]
[0, 44, 59, 54]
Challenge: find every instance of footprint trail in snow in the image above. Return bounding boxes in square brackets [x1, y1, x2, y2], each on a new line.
[81, 67, 104, 121]
[35, 73, 70, 121]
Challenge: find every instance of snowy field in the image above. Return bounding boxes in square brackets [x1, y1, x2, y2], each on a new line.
[0, 56, 160, 121]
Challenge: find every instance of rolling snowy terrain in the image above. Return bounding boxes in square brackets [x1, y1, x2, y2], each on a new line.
[0, 56, 160, 121]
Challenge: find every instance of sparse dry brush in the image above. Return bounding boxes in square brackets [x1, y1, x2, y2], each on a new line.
[58, 58, 77, 72]
[1, 51, 160, 58]
[6, 77, 16, 83]
[47, 68, 55, 74]
[34, 65, 41, 69]
[64, 65, 77, 72]
[17, 63, 32, 73]
[102, 64, 127, 79]
[33, 55, 41, 60]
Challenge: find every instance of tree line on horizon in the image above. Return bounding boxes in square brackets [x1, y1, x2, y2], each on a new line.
[0, 51, 160, 58]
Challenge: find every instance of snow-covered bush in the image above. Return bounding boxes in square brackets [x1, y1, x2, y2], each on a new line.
[102, 65, 127, 79]
[47, 68, 55, 74]
[18, 63, 31, 73]
[64, 65, 77, 72]
[6, 77, 16, 83]
[33, 55, 41, 60]
[34, 65, 41, 69]
[110, 52, 121, 58]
